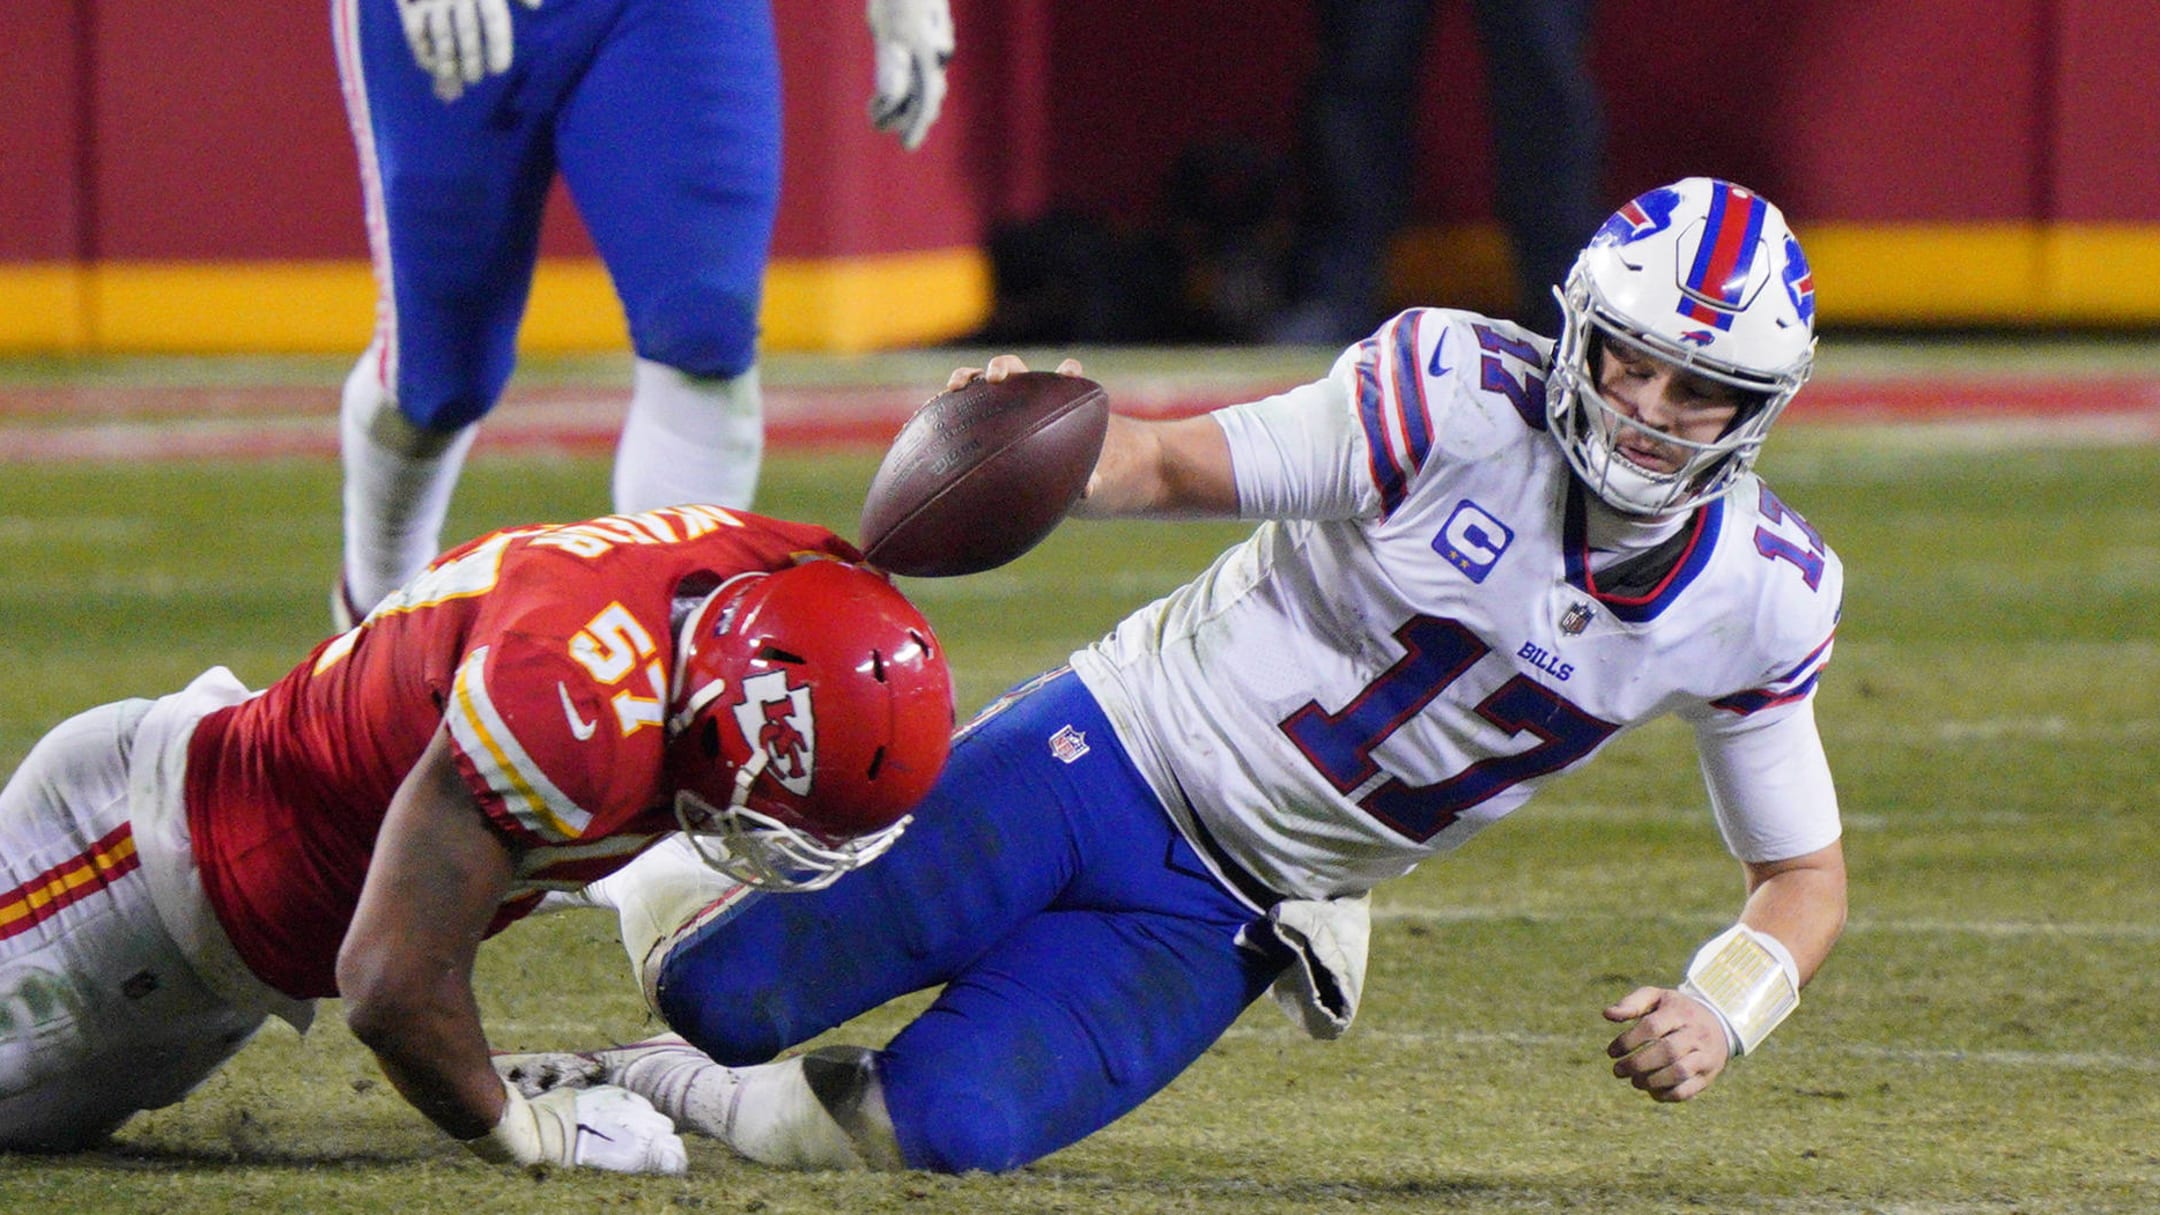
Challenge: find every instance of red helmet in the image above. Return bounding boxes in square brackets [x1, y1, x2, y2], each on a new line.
[664, 560, 954, 890]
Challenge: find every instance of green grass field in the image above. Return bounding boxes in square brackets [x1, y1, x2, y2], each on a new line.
[1, 369, 2157, 1212]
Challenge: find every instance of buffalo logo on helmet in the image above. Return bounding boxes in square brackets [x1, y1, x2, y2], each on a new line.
[1781, 233, 1816, 324]
[731, 669, 816, 796]
[1592, 185, 1682, 247]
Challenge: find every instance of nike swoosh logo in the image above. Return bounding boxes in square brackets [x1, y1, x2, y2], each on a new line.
[559, 682, 598, 741]
[1427, 328, 1452, 377]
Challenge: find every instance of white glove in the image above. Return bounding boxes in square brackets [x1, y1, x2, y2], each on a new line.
[865, 0, 953, 150]
[465, 1080, 689, 1174]
[396, 0, 544, 103]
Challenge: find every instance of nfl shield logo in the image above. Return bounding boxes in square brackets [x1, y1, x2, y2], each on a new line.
[1049, 724, 1090, 764]
[1560, 601, 1595, 636]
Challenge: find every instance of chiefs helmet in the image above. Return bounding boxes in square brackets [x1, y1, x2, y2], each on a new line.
[663, 560, 954, 891]
[1548, 177, 1817, 515]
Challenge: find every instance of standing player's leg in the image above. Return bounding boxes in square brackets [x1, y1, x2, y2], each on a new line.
[556, 0, 781, 515]
[331, 0, 559, 619]
[0, 702, 265, 1149]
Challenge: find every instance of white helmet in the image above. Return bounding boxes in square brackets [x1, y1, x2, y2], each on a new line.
[1547, 177, 1817, 515]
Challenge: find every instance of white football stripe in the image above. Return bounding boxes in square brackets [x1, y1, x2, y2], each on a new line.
[447, 646, 594, 840]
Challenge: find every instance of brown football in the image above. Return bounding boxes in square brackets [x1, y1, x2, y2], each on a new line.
[859, 371, 1111, 577]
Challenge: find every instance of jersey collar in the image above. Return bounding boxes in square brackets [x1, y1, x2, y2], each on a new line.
[1561, 479, 1724, 621]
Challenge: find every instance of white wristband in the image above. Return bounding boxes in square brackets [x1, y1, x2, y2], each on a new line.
[462, 1079, 548, 1166]
[1679, 924, 1800, 1057]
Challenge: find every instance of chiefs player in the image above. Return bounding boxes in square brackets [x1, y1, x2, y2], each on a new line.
[0, 505, 952, 1172]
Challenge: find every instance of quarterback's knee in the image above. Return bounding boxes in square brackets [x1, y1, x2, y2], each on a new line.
[652, 953, 794, 1067]
[886, 1081, 1042, 1175]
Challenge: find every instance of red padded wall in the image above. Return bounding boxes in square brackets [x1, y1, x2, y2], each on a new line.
[4, 0, 2157, 316]
[91, 0, 355, 259]
[0, 0, 87, 260]
[2051, 0, 2160, 221]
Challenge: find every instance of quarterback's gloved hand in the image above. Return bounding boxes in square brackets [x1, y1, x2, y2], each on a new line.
[865, 0, 953, 150]
[396, 0, 544, 103]
[465, 1080, 688, 1174]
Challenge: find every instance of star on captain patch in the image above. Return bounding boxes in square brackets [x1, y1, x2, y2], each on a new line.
[1048, 724, 1090, 764]
[1560, 600, 1596, 636]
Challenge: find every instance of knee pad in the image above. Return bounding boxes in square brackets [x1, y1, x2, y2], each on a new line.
[884, 1075, 1037, 1175]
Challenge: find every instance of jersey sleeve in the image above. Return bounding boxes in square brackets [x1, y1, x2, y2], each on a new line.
[1685, 495, 1848, 863]
[1221, 308, 1545, 524]
[1693, 697, 1843, 863]
[443, 631, 662, 847]
[1703, 507, 1846, 720]
[1216, 374, 1377, 521]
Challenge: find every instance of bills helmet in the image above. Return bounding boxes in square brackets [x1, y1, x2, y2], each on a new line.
[664, 560, 954, 891]
[1548, 177, 1817, 515]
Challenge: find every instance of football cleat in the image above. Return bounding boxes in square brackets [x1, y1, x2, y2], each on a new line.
[494, 1034, 696, 1099]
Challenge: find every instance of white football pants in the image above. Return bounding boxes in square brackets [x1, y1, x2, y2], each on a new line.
[0, 700, 264, 1150]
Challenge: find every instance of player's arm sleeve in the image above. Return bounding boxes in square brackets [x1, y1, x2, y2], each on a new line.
[1692, 697, 1843, 864]
[1219, 308, 1473, 522]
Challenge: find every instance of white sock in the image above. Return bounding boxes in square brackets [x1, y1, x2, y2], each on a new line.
[338, 348, 478, 612]
[612, 358, 764, 514]
[615, 1047, 880, 1171]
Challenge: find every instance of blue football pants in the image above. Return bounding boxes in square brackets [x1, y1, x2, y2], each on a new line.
[343, 0, 781, 429]
[652, 669, 1286, 1173]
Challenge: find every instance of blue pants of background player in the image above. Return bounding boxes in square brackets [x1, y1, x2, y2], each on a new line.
[342, 0, 780, 427]
[650, 669, 1287, 1173]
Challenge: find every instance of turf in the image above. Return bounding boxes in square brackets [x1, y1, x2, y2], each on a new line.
[2, 417, 2157, 1212]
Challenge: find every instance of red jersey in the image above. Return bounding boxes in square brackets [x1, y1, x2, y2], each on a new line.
[184, 506, 858, 999]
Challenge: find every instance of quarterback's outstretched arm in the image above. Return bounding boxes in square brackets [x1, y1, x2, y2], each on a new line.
[947, 355, 1239, 517]
[1735, 839, 1848, 987]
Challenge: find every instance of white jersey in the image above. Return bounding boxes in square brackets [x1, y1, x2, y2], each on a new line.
[1071, 308, 1844, 901]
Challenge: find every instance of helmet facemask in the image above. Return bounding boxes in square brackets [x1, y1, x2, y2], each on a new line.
[671, 745, 910, 892]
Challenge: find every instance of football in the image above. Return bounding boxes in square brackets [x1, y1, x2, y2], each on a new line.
[859, 371, 1111, 577]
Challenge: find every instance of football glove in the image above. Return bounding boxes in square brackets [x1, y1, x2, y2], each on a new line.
[865, 0, 953, 150]
[466, 1080, 688, 1174]
[396, 0, 543, 103]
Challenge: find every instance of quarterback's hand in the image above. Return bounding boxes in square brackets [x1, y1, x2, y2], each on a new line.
[468, 1083, 688, 1174]
[397, 0, 543, 103]
[866, 0, 953, 150]
[1602, 986, 1733, 1102]
[945, 354, 1084, 391]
